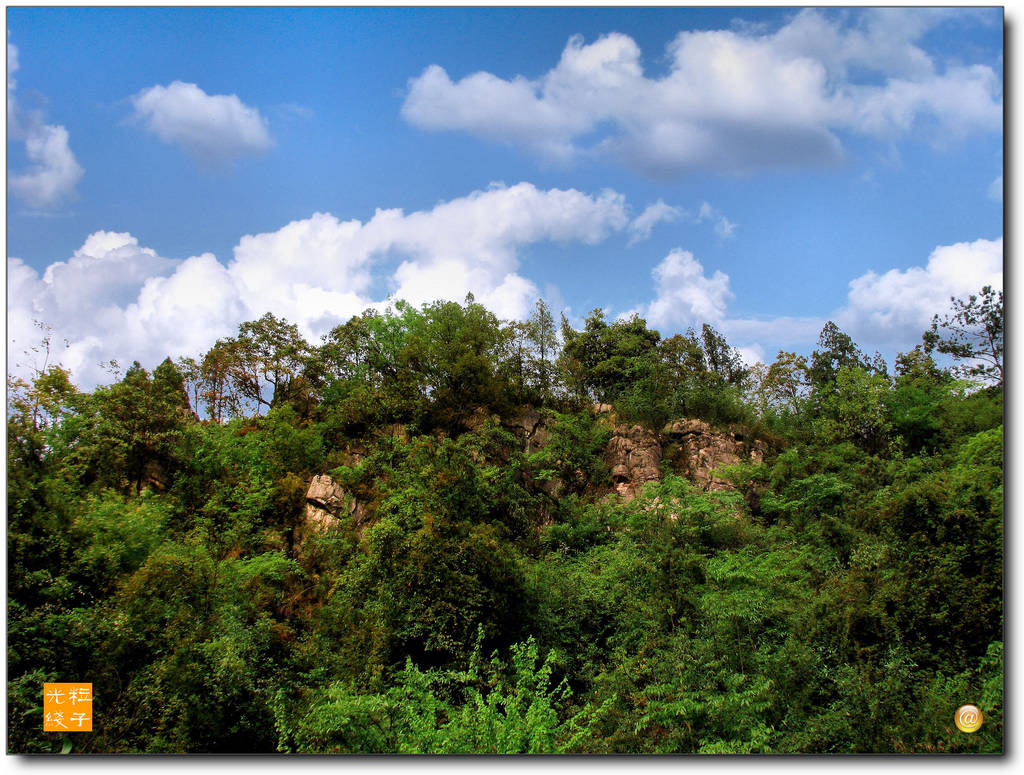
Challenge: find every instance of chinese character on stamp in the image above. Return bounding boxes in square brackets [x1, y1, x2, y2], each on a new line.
[44, 683, 92, 732]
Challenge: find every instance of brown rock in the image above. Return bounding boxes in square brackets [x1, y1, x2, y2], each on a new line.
[511, 406, 541, 436]
[663, 419, 764, 491]
[306, 474, 347, 513]
[304, 504, 340, 531]
[605, 423, 662, 501]
[466, 407, 495, 432]
[301, 473, 371, 534]
[505, 406, 551, 455]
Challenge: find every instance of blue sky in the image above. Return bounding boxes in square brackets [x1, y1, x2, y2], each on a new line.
[6, 6, 1003, 386]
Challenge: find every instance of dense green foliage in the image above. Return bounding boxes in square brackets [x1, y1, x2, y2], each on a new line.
[7, 291, 1002, 753]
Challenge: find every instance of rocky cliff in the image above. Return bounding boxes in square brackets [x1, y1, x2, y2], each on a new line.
[596, 406, 765, 502]
[299, 406, 768, 536]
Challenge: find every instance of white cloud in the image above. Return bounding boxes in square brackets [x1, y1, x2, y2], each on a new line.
[643, 249, 733, 329]
[628, 200, 683, 245]
[8, 125, 86, 209]
[130, 81, 273, 165]
[837, 236, 1003, 348]
[227, 182, 628, 331]
[736, 344, 766, 368]
[7, 34, 84, 209]
[696, 201, 737, 239]
[40, 231, 178, 316]
[631, 235, 1002, 366]
[627, 200, 735, 246]
[402, 9, 1000, 176]
[7, 183, 631, 387]
[714, 216, 737, 240]
[717, 236, 1003, 364]
[720, 315, 828, 350]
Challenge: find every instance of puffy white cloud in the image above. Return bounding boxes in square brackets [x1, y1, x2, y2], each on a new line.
[717, 236, 1003, 364]
[118, 254, 244, 363]
[402, 9, 1000, 176]
[6, 234, 204, 383]
[228, 182, 628, 329]
[7, 183, 632, 387]
[837, 236, 1003, 347]
[8, 125, 86, 209]
[6, 34, 84, 209]
[40, 231, 178, 314]
[643, 249, 732, 329]
[130, 81, 273, 165]
[632, 235, 1002, 366]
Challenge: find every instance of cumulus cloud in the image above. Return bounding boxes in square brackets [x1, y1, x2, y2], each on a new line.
[7, 34, 84, 209]
[716, 236, 1003, 364]
[630, 235, 1001, 366]
[643, 249, 733, 329]
[227, 182, 628, 331]
[6, 234, 231, 383]
[402, 9, 1000, 176]
[837, 236, 1003, 348]
[7, 183, 631, 387]
[130, 81, 273, 165]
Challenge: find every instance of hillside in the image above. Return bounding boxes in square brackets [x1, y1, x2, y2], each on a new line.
[7, 294, 1003, 753]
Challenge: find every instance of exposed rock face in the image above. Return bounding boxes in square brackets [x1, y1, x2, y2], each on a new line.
[663, 419, 765, 492]
[307, 474, 347, 513]
[506, 406, 550, 455]
[303, 474, 369, 533]
[466, 407, 493, 433]
[601, 417, 767, 500]
[605, 423, 662, 501]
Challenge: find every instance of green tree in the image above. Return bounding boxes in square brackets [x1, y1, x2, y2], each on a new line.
[808, 322, 870, 391]
[700, 323, 749, 388]
[526, 298, 560, 405]
[236, 313, 312, 413]
[81, 360, 195, 493]
[923, 285, 1003, 386]
[198, 338, 246, 422]
[559, 309, 661, 406]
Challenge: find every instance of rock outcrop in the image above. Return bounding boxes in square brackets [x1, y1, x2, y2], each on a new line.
[505, 406, 550, 455]
[605, 423, 662, 501]
[602, 417, 767, 501]
[302, 474, 370, 535]
[663, 419, 765, 492]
